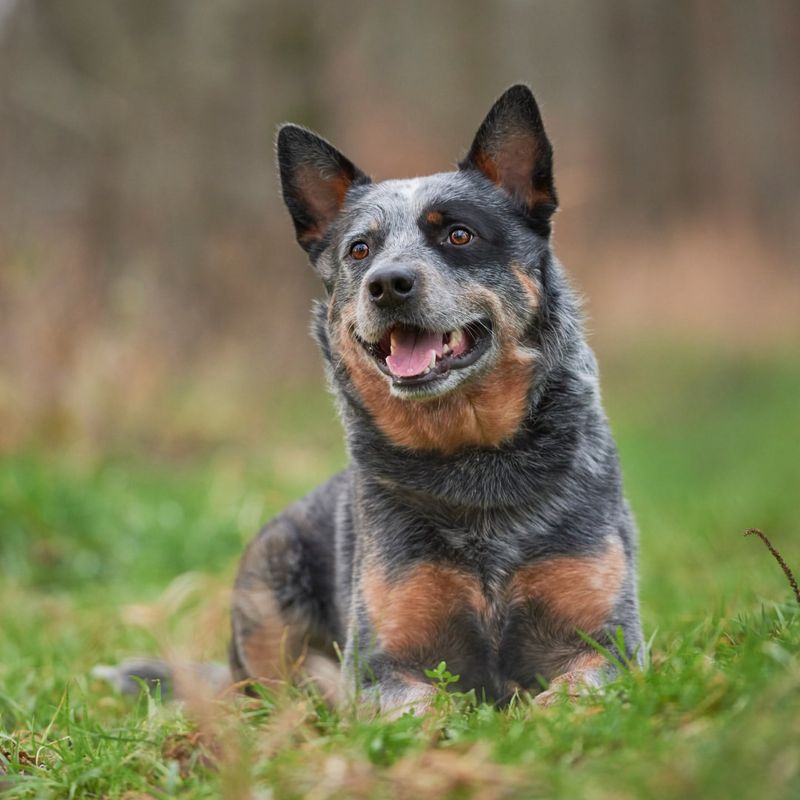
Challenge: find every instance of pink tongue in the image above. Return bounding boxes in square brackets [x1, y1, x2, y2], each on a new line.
[385, 327, 443, 378]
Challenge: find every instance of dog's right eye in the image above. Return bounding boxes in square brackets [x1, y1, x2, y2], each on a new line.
[350, 242, 370, 260]
[448, 228, 473, 246]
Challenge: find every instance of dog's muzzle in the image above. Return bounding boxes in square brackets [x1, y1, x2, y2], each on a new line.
[359, 319, 493, 387]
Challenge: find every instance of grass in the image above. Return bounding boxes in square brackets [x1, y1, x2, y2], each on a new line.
[1, 342, 799, 798]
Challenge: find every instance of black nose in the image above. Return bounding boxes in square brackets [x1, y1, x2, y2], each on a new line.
[366, 265, 417, 308]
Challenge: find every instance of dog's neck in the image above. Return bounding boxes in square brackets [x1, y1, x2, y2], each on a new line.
[340, 349, 606, 512]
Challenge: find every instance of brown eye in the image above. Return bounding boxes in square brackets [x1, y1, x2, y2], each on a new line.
[448, 228, 473, 246]
[350, 241, 370, 260]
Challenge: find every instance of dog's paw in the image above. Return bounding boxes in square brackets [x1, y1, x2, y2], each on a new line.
[533, 668, 603, 708]
[379, 681, 437, 719]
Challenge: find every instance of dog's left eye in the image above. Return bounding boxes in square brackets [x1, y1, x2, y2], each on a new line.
[350, 242, 370, 260]
[448, 228, 473, 246]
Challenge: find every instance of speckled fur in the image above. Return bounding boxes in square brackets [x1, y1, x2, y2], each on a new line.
[230, 85, 643, 712]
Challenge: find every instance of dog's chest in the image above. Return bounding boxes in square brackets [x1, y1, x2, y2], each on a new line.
[363, 530, 625, 700]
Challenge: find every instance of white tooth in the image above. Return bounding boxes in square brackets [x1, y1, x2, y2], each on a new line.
[429, 351, 437, 369]
[390, 330, 398, 355]
[449, 328, 464, 349]
[442, 344, 452, 355]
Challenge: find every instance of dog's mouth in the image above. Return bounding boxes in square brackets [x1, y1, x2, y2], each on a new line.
[359, 319, 493, 386]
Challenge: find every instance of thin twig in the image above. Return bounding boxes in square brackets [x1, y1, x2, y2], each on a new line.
[744, 528, 800, 605]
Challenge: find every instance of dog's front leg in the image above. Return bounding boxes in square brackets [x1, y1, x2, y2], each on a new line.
[345, 558, 485, 717]
[341, 631, 437, 717]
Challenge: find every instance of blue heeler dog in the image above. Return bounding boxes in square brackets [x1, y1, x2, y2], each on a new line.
[227, 84, 643, 712]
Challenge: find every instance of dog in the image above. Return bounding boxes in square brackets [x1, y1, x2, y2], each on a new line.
[226, 85, 643, 713]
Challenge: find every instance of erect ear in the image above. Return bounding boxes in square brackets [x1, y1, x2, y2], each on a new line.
[459, 85, 557, 234]
[276, 124, 371, 254]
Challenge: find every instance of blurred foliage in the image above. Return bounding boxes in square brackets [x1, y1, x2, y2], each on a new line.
[0, 1, 799, 453]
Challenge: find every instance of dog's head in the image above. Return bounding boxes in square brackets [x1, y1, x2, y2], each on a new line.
[277, 85, 565, 454]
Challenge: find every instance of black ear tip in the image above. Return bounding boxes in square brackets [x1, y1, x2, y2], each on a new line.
[503, 83, 535, 100]
[276, 123, 315, 152]
[497, 84, 540, 113]
[485, 84, 545, 132]
[275, 124, 296, 157]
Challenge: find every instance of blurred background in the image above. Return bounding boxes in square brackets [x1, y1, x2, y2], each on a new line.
[1, 0, 798, 456]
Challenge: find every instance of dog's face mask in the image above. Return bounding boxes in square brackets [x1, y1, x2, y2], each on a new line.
[277, 85, 559, 452]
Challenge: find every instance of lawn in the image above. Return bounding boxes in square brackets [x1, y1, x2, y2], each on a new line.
[1, 342, 799, 798]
